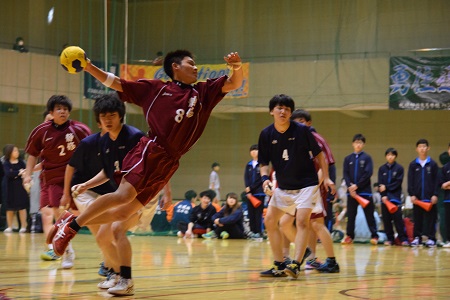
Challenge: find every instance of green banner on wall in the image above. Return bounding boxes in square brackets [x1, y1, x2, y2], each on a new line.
[389, 57, 450, 110]
[84, 62, 119, 99]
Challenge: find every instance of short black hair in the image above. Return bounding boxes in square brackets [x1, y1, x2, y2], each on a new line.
[416, 138, 429, 147]
[269, 94, 295, 113]
[249, 144, 258, 151]
[212, 162, 220, 168]
[199, 189, 216, 200]
[352, 133, 366, 143]
[184, 190, 197, 200]
[163, 50, 194, 80]
[385, 147, 398, 157]
[291, 109, 311, 122]
[93, 94, 126, 123]
[47, 95, 72, 112]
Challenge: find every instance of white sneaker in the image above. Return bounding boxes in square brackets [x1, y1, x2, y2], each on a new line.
[19, 228, 27, 233]
[410, 237, 421, 247]
[3, 227, 12, 233]
[98, 273, 119, 289]
[61, 249, 75, 269]
[107, 277, 134, 296]
[442, 242, 450, 248]
[177, 231, 184, 237]
[425, 239, 436, 248]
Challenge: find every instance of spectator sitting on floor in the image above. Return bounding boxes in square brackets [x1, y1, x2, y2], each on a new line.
[202, 192, 245, 239]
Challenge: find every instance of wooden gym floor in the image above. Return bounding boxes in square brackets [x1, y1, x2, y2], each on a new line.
[0, 232, 449, 299]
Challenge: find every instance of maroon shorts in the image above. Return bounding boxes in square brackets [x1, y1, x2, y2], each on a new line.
[40, 183, 78, 210]
[122, 137, 179, 206]
[40, 183, 63, 209]
[310, 185, 328, 220]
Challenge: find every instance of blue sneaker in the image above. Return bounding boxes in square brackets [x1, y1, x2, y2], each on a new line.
[250, 233, 263, 242]
[98, 262, 109, 277]
[305, 257, 322, 270]
[260, 262, 287, 277]
[202, 231, 217, 239]
[40, 249, 61, 261]
[317, 258, 340, 273]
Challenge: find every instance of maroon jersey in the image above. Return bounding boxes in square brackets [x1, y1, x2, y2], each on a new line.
[24, 120, 92, 185]
[117, 76, 228, 205]
[118, 77, 227, 156]
[311, 130, 334, 219]
[311, 131, 335, 166]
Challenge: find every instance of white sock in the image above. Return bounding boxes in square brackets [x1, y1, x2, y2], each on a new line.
[67, 242, 74, 253]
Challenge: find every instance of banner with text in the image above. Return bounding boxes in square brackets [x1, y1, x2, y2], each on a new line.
[120, 63, 249, 98]
[389, 57, 450, 110]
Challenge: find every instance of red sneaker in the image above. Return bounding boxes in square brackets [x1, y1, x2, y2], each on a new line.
[341, 236, 353, 244]
[46, 210, 76, 244]
[52, 222, 77, 256]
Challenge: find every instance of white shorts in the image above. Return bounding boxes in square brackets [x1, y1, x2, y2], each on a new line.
[269, 185, 320, 216]
[73, 190, 99, 213]
[311, 195, 325, 215]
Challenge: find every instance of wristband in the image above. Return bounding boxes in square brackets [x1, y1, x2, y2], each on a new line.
[102, 72, 115, 87]
[261, 175, 270, 182]
[227, 62, 242, 70]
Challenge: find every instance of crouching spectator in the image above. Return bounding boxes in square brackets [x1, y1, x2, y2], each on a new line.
[185, 190, 216, 238]
[203, 192, 245, 239]
[171, 190, 197, 237]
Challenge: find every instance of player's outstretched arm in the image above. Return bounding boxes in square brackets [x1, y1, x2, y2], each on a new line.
[222, 52, 244, 93]
[84, 59, 123, 92]
[71, 169, 109, 198]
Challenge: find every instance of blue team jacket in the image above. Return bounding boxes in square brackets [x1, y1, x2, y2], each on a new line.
[343, 151, 373, 196]
[407, 157, 439, 201]
[439, 162, 450, 203]
[378, 162, 404, 204]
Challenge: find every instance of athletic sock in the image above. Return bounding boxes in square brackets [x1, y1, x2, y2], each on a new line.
[69, 218, 81, 232]
[120, 266, 132, 279]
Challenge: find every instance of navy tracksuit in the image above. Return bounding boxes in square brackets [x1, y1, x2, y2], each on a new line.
[378, 162, 408, 243]
[244, 161, 265, 234]
[408, 157, 439, 241]
[343, 151, 377, 239]
[439, 162, 450, 241]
